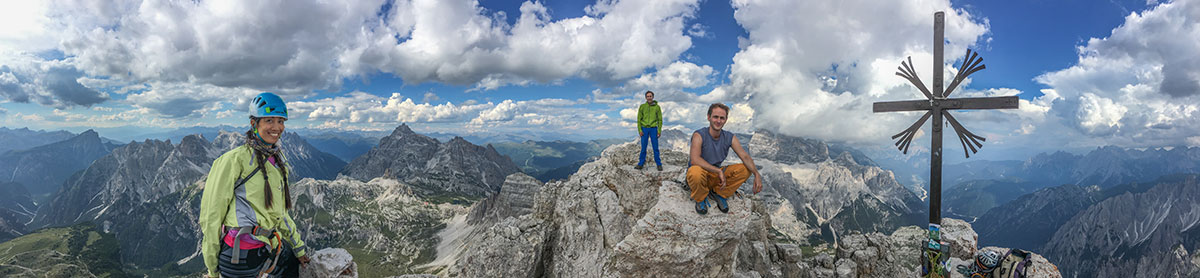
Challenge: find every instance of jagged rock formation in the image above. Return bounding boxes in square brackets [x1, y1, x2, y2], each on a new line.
[748, 129, 925, 243]
[437, 143, 1060, 277]
[465, 173, 544, 225]
[290, 176, 465, 276]
[796, 218, 1060, 278]
[1043, 174, 1200, 277]
[341, 124, 521, 197]
[0, 129, 117, 195]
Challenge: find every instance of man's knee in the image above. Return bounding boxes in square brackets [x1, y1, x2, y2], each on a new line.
[726, 164, 750, 178]
[686, 165, 706, 183]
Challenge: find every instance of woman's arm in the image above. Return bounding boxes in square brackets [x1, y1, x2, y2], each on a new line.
[199, 154, 239, 277]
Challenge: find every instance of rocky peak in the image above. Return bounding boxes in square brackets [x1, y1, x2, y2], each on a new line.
[391, 123, 417, 137]
[213, 130, 244, 151]
[341, 125, 519, 197]
[441, 143, 1059, 277]
[175, 134, 212, 158]
[77, 129, 99, 140]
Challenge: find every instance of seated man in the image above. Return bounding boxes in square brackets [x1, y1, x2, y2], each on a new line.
[686, 103, 763, 214]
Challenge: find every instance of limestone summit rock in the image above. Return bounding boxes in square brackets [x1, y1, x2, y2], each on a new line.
[437, 142, 1063, 277]
[444, 142, 794, 277]
[300, 248, 358, 278]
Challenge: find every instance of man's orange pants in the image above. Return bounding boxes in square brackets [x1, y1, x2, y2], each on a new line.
[686, 164, 750, 202]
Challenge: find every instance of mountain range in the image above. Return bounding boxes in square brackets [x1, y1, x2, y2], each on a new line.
[2, 123, 1196, 277]
[0, 130, 120, 197]
[22, 131, 345, 274]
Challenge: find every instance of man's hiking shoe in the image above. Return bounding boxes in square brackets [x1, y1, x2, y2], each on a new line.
[634, 164, 644, 170]
[695, 200, 708, 215]
[656, 165, 663, 171]
[709, 191, 729, 213]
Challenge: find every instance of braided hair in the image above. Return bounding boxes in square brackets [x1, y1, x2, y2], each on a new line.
[246, 118, 292, 210]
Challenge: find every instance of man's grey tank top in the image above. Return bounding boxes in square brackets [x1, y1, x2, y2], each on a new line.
[695, 127, 734, 167]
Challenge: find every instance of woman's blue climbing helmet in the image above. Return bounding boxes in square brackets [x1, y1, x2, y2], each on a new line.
[249, 92, 288, 119]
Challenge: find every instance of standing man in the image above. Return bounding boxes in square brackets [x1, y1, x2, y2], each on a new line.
[636, 90, 663, 171]
[686, 103, 763, 214]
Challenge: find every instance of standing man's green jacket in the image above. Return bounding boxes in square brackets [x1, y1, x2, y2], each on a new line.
[638, 101, 663, 133]
[200, 145, 308, 277]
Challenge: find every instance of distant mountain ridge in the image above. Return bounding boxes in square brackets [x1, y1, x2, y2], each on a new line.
[0, 127, 77, 154]
[0, 130, 119, 196]
[491, 138, 623, 182]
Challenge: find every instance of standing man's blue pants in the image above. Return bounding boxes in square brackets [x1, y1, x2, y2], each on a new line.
[639, 127, 661, 166]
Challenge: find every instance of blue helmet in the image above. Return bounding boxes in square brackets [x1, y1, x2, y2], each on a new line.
[249, 92, 288, 119]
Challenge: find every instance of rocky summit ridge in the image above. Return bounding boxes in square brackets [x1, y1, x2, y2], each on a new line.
[435, 143, 1062, 277]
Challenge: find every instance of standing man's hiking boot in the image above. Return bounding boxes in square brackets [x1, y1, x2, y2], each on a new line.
[656, 165, 663, 171]
[634, 164, 644, 170]
[695, 200, 708, 215]
[709, 191, 729, 213]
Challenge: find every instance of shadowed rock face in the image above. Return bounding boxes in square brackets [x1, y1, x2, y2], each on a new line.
[340, 124, 521, 197]
[440, 143, 1062, 278]
[1043, 175, 1200, 278]
[0, 181, 36, 242]
[466, 173, 543, 225]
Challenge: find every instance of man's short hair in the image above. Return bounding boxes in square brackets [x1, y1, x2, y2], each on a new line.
[645, 90, 654, 97]
[707, 103, 729, 116]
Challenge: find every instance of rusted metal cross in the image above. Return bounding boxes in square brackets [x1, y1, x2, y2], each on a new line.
[872, 11, 1019, 226]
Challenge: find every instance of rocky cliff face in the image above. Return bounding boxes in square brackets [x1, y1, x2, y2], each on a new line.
[1043, 174, 1200, 277]
[436, 143, 1058, 277]
[341, 124, 521, 197]
[749, 130, 925, 243]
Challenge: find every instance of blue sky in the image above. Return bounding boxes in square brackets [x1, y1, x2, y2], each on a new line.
[1, 0, 1197, 161]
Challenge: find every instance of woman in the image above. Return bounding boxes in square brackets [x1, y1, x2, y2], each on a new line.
[200, 92, 310, 277]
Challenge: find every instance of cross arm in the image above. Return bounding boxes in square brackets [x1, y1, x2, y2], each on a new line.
[941, 96, 1019, 110]
[873, 99, 931, 113]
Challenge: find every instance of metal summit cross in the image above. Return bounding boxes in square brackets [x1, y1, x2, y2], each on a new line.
[872, 12, 1019, 226]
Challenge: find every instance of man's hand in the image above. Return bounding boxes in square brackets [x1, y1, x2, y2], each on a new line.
[718, 168, 727, 187]
[657, 131, 661, 138]
[752, 175, 763, 194]
[639, 130, 643, 137]
[298, 255, 311, 268]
